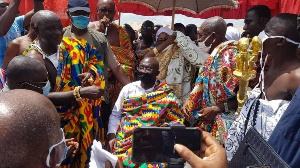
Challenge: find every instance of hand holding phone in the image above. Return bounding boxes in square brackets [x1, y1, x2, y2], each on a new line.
[174, 131, 228, 168]
[132, 126, 201, 164]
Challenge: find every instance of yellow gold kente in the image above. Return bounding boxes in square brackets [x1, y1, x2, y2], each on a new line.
[234, 36, 262, 115]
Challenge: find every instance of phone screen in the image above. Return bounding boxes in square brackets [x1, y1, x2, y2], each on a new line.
[132, 127, 201, 163]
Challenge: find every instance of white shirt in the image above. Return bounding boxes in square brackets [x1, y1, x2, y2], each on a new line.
[107, 81, 154, 134]
[225, 88, 290, 161]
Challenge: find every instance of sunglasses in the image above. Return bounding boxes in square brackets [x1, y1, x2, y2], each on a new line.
[98, 8, 115, 14]
[142, 26, 153, 30]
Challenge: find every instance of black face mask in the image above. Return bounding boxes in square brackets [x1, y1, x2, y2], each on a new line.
[138, 71, 154, 83]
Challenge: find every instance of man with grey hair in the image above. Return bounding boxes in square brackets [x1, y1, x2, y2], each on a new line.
[183, 16, 240, 145]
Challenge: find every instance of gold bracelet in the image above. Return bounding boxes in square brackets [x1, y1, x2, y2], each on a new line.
[73, 86, 83, 101]
[153, 47, 159, 56]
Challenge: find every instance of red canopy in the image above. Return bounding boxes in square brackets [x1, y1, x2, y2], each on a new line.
[10, 0, 300, 27]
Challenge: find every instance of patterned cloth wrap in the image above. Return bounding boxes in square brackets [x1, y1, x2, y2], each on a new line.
[109, 23, 136, 105]
[186, 40, 239, 145]
[0, 68, 5, 90]
[22, 37, 105, 167]
[56, 37, 105, 168]
[113, 80, 184, 168]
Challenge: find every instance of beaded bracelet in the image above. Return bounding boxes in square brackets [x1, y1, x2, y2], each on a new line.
[73, 86, 83, 101]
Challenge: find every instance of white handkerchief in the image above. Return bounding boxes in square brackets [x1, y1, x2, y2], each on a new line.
[89, 140, 118, 168]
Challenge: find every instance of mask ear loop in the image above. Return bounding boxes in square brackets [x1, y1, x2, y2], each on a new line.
[254, 44, 269, 100]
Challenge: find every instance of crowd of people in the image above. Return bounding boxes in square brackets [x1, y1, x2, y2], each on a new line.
[0, 0, 299, 167]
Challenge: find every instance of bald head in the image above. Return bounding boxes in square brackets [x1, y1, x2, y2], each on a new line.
[6, 56, 48, 93]
[98, 0, 114, 5]
[201, 16, 227, 37]
[32, 10, 61, 28]
[0, 89, 61, 167]
[138, 57, 159, 86]
[31, 10, 63, 47]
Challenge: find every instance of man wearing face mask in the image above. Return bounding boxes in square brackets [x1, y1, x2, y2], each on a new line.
[183, 16, 240, 145]
[106, 57, 184, 167]
[226, 13, 300, 162]
[63, 0, 130, 136]
[0, 89, 68, 168]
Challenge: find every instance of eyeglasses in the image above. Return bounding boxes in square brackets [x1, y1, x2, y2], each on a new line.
[46, 128, 67, 167]
[142, 26, 153, 30]
[138, 65, 155, 73]
[98, 8, 115, 14]
[157, 37, 168, 44]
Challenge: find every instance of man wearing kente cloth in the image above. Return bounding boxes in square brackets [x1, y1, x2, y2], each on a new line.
[23, 10, 105, 168]
[183, 17, 240, 145]
[90, 0, 135, 114]
[106, 57, 184, 167]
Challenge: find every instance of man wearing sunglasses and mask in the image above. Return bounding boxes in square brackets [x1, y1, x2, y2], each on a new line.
[106, 57, 184, 167]
[0, 89, 68, 168]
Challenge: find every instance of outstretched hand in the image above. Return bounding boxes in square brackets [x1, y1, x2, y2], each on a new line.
[174, 131, 228, 168]
[80, 86, 104, 100]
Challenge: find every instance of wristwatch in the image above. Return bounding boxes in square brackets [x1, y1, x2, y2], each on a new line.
[223, 102, 230, 114]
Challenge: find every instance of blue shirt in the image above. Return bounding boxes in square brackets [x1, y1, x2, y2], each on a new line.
[268, 87, 300, 168]
[0, 16, 24, 67]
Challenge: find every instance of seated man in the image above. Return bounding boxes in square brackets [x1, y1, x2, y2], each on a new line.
[0, 89, 66, 168]
[226, 13, 300, 161]
[107, 57, 184, 167]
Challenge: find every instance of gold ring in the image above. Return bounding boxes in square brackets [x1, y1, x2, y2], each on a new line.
[88, 76, 94, 85]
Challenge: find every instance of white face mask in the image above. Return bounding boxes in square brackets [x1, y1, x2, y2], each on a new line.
[262, 34, 300, 48]
[198, 33, 215, 53]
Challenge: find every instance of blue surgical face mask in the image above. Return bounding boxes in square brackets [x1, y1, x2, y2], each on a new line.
[71, 15, 90, 30]
[43, 80, 51, 96]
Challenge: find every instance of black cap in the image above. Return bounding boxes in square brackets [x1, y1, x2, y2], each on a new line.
[68, 0, 90, 13]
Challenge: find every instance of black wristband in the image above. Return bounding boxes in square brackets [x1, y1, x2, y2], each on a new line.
[34, 0, 45, 2]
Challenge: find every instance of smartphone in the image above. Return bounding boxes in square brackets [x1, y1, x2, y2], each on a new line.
[132, 126, 201, 164]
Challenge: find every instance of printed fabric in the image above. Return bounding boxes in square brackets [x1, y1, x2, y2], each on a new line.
[186, 40, 239, 145]
[0, 68, 6, 90]
[55, 37, 105, 168]
[113, 81, 184, 168]
[225, 88, 290, 161]
[109, 22, 135, 108]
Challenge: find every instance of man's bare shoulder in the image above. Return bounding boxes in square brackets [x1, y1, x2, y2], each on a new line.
[287, 66, 300, 95]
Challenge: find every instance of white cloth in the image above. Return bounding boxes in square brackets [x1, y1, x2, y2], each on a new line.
[225, 26, 241, 41]
[107, 81, 154, 134]
[89, 140, 118, 168]
[156, 27, 173, 41]
[225, 88, 290, 161]
[164, 31, 209, 99]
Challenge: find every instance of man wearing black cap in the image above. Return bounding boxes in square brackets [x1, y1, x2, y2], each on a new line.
[64, 0, 130, 132]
